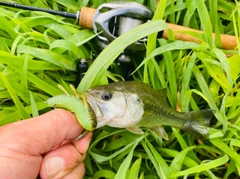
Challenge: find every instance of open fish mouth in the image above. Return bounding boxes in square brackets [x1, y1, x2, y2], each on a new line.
[85, 91, 108, 128]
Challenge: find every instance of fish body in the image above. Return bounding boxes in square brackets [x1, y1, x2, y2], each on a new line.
[86, 81, 214, 139]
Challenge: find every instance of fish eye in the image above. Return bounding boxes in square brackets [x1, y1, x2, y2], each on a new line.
[102, 91, 112, 101]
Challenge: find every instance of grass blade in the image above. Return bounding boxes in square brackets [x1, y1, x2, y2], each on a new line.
[195, 0, 213, 48]
[192, 65, 227, 129]
[169, 155, 229, 177]
[0, 71, 30, 119]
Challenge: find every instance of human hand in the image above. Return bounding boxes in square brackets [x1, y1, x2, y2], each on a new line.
[0, 109, 92, 179]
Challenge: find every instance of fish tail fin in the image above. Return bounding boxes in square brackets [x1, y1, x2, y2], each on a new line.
[181, 109, 215, 140]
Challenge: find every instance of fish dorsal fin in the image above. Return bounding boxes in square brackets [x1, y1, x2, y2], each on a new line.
[157, 88, 168, 105]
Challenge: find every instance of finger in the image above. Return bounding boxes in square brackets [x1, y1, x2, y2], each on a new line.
[62, 162, 85, 179]
[40, 133, 92, 179]
[40, 144, 84, 179]
[73, 132, 93, 154]
[0, 109, 84, 155]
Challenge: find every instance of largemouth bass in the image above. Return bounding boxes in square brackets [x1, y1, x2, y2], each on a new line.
[86, 81, 214, 140]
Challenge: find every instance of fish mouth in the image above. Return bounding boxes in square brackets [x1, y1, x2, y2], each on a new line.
[85, 92, 106, 128]
[85, 92, 97, 112]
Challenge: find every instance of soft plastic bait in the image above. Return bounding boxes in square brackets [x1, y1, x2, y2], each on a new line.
[46, 93, 97, 132]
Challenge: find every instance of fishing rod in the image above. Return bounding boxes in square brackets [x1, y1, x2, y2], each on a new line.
[0, 1, 237, 50]
[0, 1, 238, 83]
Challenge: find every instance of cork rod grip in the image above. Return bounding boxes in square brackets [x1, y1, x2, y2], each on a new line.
[163, 23, 238, 50]
[79, 7, 97, 29]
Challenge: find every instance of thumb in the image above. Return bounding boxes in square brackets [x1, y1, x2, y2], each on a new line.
[0, 109, 84, 155]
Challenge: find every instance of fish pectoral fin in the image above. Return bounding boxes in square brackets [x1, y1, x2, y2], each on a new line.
[126, 127, 144, 134]
[150, 126, 169, 140]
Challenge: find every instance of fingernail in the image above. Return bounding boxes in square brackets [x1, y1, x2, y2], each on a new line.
[46, 156, 65, 178]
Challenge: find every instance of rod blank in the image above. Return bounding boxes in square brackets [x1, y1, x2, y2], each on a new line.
[0, 2, 78, 19]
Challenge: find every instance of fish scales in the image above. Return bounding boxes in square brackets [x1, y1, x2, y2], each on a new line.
[138, 99, 186, 129]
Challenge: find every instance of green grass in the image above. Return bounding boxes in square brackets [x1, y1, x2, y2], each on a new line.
[1, 0, 240, 178]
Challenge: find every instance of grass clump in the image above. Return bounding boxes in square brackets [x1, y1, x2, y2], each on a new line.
[1, 0, 240, 178]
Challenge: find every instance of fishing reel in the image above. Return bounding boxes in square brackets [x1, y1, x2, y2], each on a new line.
[93, 2, 153, 59]
[76, 2, 153, 85]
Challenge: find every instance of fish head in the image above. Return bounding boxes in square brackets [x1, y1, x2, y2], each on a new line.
[85, 83, 144, 129]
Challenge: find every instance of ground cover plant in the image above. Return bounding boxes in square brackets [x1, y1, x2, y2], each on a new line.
[0, 0, 240, 178]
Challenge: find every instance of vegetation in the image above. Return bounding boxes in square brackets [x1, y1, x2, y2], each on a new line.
[0, 0, 240, 178]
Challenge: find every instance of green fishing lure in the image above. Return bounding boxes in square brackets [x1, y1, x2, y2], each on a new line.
[46, 86, 97, 132]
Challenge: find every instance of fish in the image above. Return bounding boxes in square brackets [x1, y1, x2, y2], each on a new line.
[85, 81, 214, 140]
